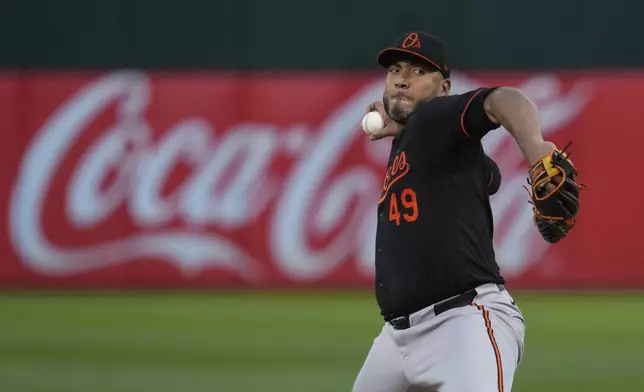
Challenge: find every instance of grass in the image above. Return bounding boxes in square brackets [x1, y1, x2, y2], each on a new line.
[0, 291, 642, 392]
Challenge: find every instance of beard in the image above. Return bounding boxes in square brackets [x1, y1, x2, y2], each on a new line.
[383, 96, 413, 124]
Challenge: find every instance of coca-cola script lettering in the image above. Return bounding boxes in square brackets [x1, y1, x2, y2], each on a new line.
[4, 70, 593, 287]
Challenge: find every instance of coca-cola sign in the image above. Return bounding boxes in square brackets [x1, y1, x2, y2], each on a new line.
[1, 71, 642, 289]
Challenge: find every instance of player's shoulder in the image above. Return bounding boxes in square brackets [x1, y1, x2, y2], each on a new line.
[414, 88, 492, 116]
[409, 95, 458, 124]
[448, 87, 498, 108]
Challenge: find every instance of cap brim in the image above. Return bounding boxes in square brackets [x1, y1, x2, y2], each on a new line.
[377, 48, 443, 74]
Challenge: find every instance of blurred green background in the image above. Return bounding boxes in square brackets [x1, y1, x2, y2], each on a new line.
[1, 292, 643, 392]
[2, 0, 643, 70]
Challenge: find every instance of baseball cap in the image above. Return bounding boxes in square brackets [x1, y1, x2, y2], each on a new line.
[377, 32, 450, 79]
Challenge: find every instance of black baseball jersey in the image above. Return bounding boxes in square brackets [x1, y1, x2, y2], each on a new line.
[484, 154, 502, 196]
[374, 87, 505, 320]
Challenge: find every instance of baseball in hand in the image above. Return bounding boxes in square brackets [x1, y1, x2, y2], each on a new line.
[361, 111, 385, 135]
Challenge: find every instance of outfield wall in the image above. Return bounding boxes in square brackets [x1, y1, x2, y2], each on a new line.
[0, 71, 640, 290]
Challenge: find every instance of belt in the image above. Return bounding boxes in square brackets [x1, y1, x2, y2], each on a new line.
[387, 284, 505, 331]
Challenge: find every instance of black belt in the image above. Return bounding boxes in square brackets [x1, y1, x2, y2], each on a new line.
[387, 284, 505, 331]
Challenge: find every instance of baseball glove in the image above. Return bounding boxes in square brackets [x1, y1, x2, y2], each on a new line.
[525, 142, 586, 243]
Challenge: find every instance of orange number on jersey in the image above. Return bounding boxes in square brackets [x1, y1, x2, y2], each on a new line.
[401, 188, 419, 222]
[389, 188, 418, 226]
[389, 193, 402, 226]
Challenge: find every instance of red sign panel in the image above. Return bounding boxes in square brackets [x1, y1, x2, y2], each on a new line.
[0, 71, 640, 289]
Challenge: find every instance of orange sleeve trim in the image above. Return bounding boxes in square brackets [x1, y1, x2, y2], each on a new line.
[460, 89, 485, 139]
[473, 303, 505, 392]
[488, 169, 494, 188]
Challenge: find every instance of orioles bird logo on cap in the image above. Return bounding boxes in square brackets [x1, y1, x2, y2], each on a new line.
[402, 32, 421, 49]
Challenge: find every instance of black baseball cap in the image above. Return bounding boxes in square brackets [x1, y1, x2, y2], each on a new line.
[377, 32, 450, 79]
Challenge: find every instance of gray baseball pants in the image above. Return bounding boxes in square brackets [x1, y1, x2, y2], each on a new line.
[352, 283, 526, 392]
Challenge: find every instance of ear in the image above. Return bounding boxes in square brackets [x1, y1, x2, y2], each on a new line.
[440, 79, 451, 96]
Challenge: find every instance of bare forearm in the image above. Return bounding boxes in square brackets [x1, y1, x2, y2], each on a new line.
[484, 87, 556, 164]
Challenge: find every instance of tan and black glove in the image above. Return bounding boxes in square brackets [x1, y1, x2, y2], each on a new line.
[526, 143, 586, 243]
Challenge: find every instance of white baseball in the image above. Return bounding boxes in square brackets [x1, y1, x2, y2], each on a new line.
[361, 111, 385, 135]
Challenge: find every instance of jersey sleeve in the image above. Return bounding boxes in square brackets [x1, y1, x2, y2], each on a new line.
[485, 154, 502, 195]
[457, 87, 501, 140]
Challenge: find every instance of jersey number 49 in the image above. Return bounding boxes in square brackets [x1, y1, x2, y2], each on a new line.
[389, 188, 419, 226]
